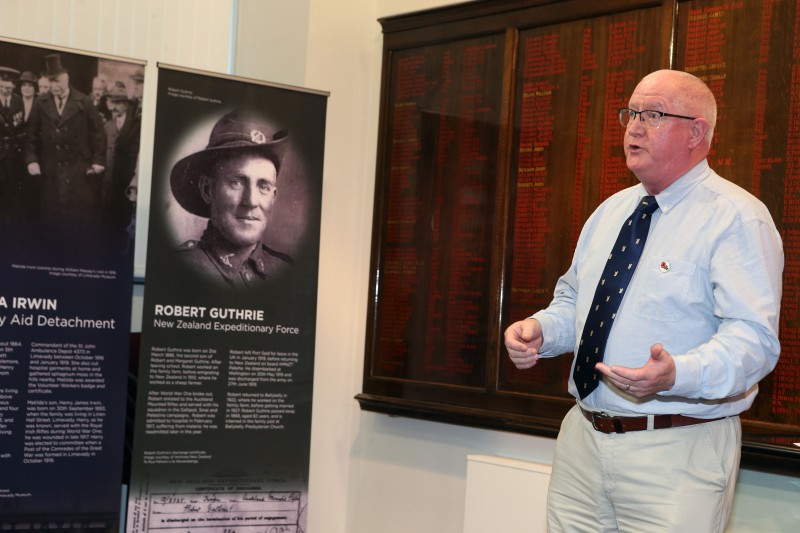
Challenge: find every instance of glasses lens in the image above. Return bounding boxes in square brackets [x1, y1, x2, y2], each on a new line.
[644, 111, 661, 128]
[619, 109, 632, 127]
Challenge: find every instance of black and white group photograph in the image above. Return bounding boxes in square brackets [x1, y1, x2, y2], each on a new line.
[0, 40, 144, 264]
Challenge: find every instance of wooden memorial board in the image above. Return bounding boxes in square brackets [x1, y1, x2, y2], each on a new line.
[359, 0, 800, 476]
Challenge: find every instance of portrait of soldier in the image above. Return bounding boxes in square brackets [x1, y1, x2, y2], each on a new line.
[169, 109, 293, 287]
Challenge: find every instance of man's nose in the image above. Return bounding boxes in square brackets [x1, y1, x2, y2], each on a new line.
[626, 116, 645, 135]
[240, 184, 257, 206]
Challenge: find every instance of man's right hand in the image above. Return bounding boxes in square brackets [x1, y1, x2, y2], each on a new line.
[27, 162, 41, 176]
[504, 318, 542, 369]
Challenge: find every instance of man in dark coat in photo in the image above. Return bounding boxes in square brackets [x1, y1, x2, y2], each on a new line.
[24, 53, 107, 251]
[0, 66, 25, 226]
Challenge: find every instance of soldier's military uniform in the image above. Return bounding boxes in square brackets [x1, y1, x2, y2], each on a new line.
[178, 223, 292, 287]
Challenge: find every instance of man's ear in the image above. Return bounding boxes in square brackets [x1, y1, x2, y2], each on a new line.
[688, 118, 710, 150]
[199, 174, 212, 204]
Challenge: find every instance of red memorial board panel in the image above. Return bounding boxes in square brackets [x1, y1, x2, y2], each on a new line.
[675, 0, 800, 457]
[501, 8, 663, 398]
[368, 35, 506, 389]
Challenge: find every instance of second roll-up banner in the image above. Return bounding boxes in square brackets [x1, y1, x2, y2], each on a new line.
[126, 65, 328, 533]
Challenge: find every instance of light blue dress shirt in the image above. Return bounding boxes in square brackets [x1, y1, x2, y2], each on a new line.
[533, 160, 783, 417]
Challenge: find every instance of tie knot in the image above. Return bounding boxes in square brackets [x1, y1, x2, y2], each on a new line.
[637, 196, 659, 215]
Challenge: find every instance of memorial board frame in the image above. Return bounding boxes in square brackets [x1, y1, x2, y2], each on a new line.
[357, 0, 800, 477]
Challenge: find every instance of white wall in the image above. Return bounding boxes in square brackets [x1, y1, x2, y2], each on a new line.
[1, 1, 798, 531]
[234, 0, 309, 87]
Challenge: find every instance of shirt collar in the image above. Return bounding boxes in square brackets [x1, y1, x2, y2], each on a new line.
[651, 159, 710, 214]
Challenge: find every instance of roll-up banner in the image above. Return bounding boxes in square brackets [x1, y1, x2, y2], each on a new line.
[0, 38, 144, 529]
[126, 65, 327, 532]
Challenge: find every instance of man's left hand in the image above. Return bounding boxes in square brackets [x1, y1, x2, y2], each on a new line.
[595, 343, 676, 398]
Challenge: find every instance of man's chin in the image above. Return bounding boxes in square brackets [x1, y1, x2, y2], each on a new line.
[227, 224, 266, 245]
[224, 233, 262, 250]
[625, 157, 649, 175]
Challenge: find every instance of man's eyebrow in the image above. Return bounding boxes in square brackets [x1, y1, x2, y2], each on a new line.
[219, 171, 246, 179]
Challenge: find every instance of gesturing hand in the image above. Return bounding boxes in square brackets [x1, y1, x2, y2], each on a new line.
[504, 318, 542, 370]
[595, 343, 676, 397]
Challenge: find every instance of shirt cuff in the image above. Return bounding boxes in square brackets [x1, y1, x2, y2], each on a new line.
[659, 354, 701, 398]
[530, 311, 568, 357]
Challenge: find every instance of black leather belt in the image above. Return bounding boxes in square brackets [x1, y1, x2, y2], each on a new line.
[580, 406, 724, 434]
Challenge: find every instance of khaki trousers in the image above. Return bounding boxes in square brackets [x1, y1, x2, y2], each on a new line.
[547, 405, 741, 533]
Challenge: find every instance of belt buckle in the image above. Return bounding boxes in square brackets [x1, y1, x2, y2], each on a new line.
[591, 411, 611, 432]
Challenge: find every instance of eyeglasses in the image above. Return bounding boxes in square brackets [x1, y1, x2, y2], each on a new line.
[618, 108, 696, 128]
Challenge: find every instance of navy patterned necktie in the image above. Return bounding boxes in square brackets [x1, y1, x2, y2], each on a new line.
[573, 195, 659, 399]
